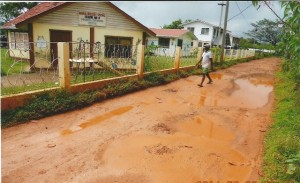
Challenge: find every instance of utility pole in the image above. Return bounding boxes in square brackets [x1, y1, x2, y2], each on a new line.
[220, 1, 229, 64]
[218, 1, 226, 47]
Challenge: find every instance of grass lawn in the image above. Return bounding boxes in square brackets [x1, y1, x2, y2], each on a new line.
[145, 55, 198, 72]
[1, 48, 30, 75]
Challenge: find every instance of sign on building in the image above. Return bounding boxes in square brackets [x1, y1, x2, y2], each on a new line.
[78, 12, 106, 26]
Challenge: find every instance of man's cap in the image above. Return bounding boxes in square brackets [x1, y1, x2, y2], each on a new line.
[204, 44, 210, 48]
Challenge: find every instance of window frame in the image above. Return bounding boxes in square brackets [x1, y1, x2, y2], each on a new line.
[201, 28, 209, 35]
[158, 37, 170, 48]
[187, 27, 195, 33]
[9, 32, 29, 50]
[104, 36, 133, 58]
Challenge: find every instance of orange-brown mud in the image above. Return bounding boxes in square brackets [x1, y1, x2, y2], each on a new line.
[1, 58, 281, 183]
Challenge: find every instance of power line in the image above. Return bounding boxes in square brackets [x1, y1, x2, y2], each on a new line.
[227, 3, 252, 22]
[235, 2, 250, 25]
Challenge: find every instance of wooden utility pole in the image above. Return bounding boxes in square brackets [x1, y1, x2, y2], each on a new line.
[220, 1, 229, 64]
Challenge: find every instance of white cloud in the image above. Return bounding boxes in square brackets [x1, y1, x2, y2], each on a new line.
[112, 1, 284, 38]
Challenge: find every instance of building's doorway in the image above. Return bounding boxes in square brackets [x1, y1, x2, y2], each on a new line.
[50, 30, 72, 67]
[177, 39, 183, 48]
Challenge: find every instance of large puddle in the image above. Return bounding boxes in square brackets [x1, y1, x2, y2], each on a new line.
[230, 78, 273, 108]
[199, 77, 273, 108]
[177, 117, 235, 142]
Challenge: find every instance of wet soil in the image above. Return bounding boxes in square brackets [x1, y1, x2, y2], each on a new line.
[1, 57, 281, 183]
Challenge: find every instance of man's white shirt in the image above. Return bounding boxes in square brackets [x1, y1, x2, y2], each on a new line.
[202, 51, 212, 69]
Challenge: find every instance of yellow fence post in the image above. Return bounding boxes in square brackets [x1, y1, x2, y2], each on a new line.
[223, 49, 226, 61]
[136, 44, 145, 79]
[213, 48, 217, 62]
[230, 49, 233, 60]
[174, 46, 181, 71]
[58, 42, 71, 90]
[197, 47, 203, 62]
[236, 49, 240, 59]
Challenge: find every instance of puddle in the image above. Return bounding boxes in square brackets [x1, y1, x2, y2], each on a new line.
[198, 78, 273, 108]
[210, 73, 224, 80]
[177, 117, 235, 142]
[61, 106, 133, 136]
[98, 116, 249, 182]
[61, 129, 73, 135]
[198, 95, 218, 106]
[248, 77, 274, 86]
[230, 78, 273, 108]
[79, 106, 133, 129]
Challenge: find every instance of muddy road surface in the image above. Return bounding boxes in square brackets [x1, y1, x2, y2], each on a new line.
[2, 57, 281, 183]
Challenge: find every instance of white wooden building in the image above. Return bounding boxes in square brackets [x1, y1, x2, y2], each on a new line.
[147, 28, 198, 57]
[181, 19, 240, 48]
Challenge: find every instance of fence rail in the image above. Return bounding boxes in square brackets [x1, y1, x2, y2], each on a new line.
[1, 41, 255, 96]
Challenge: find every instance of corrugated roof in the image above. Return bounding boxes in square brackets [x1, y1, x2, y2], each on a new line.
[149, 28, 197, 40]
[150, 28, 190, 37]
[3, 2, 156, 36]
[4, 2, 66, 27]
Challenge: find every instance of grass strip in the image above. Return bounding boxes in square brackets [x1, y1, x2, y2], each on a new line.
[262, 69, 300, 182]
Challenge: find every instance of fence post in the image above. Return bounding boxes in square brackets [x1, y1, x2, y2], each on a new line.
[213, 48, 217, 62]
[197, 47, 203, 62]
[136, 44, 145, 79]
[230, 49, 233, 60]
[236, 49, 240, 59]
[174, 46, 181, 71]
[58, 42, 71, 90]
[223, 49, 226, 61]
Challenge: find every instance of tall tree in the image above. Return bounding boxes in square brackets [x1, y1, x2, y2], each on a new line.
[245, 18, 282, 46]
[162, 19, 184, 29]
[0, 2, 38, 24]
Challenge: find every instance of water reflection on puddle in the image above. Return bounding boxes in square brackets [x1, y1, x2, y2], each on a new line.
[231, 78, 273, 108]
[198, 95, 218, 107]
[178, 117, 235, 142]
[199, 77, 273, 108]
[210, 73, 224, 80]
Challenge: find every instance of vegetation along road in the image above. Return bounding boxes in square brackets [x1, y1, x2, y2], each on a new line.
[1, 57, 283, 182]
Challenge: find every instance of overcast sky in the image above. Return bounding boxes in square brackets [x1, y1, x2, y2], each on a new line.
[111, 1, 284, 38]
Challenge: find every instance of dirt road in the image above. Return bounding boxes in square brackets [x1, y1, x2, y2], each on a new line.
[2, 57, 281, 183]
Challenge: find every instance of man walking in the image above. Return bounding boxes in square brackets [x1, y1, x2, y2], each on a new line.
[196, 44, 213, 87]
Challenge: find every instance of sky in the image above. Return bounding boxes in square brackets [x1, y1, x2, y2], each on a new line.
[111, 1, 284, 38]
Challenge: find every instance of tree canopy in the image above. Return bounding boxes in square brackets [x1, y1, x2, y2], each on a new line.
[0, 2, 38, 24]
[244, 18, 282, 46]
[162, 19, 184, 29]
[239, 37, 274, 50]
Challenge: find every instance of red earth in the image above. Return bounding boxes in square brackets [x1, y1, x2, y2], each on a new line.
[1, 57, 281, 183]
